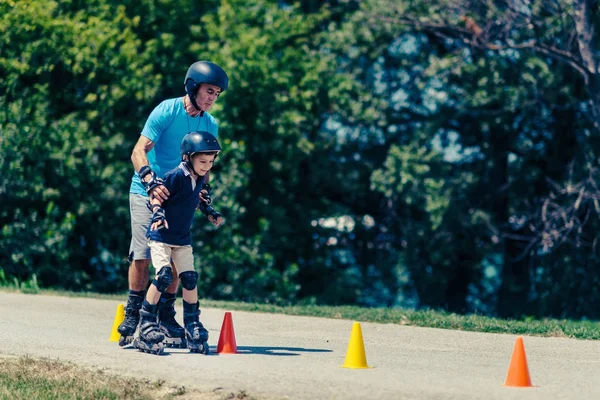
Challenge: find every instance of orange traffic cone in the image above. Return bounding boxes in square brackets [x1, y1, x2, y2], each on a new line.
[504, 336, 533, 387]
[217, 312, 238, 354]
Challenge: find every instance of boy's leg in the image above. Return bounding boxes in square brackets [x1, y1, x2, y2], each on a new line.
[157, 261, 186, 348]
[118, 194, 153, 346]
[173, 246, 208, 354]
[133, 241, 174, 355]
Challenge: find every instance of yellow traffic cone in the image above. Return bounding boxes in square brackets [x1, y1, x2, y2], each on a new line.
[341, 322, 372, 369]
[109, 304, 125, 342]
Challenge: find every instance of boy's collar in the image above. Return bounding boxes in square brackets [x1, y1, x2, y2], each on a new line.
[179, 162, 191, 176]
[179, 162, 203, 180]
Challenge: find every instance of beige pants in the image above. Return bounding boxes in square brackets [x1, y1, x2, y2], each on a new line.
[148, 240, 195, 276]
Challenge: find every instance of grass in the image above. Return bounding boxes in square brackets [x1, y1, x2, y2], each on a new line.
[2, 286, 600, 340]
[0, 356, 257, 400]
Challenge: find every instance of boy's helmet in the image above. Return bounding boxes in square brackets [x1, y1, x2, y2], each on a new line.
[184, 61, 229, 96]
[181, 131, 221, 160]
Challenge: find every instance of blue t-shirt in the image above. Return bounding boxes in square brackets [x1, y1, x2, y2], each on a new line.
[147, 164, 203, 246]
[130, 97, 218, 196]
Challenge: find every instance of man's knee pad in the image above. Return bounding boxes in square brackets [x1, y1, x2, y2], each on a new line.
[179, 271, 198, 291]
[152, 266, 173, 293]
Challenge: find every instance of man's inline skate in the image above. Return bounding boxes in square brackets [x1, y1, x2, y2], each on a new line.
[117, 293, 143, 347]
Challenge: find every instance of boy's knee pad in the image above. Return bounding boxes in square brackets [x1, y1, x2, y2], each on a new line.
[152, 266, 173, 293]
[179, 271, 198, 291]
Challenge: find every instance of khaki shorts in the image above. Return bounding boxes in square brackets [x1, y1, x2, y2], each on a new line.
[128, 193, 152, 261]
[148, 240, 195, 276]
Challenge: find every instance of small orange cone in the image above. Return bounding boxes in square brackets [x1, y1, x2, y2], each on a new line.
[341, 322, 372, 369]
[504, 336, 533, 387]
[109, 304, 125, 342]
[217, 312, 238, 354]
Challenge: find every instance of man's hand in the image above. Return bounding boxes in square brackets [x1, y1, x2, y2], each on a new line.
[139, 166, 170, 202]
[207, 213, 224, 227]
[199, 182, 212, 204]
[148, 181, 170, 202]
[199, 188, 210, 204]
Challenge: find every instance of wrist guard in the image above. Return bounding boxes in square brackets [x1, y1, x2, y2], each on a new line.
[201, 183, 212, 205]
[198, 201, 221, 220]
[150, 207, 167, 230]
[138, 166, 164, 194]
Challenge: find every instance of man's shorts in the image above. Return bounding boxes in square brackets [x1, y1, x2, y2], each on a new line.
[148, 240, 195, 275]
[128, 193, 152, 261]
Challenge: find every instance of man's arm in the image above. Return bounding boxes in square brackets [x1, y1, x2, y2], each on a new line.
[131, 135, 170, 201]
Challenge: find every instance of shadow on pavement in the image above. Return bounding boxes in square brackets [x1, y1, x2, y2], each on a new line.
[234, 346, 333, 356]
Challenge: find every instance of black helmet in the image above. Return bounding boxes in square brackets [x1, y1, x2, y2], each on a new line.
[181, 131, 221, 160]
[184, 61, 229, 95]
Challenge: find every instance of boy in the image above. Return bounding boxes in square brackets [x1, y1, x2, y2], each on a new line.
[133, 131, 224, 355]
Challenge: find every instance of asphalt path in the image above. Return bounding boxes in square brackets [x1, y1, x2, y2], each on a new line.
[1, 291, 599, 399]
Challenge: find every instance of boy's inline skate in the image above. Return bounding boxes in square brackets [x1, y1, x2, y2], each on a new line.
[183, 301, 209, 354]
[133, 303, 166, 355]
[158, 295, 187, 348]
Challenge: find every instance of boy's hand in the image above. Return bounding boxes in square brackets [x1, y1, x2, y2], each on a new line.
[150, 207, 169, 231]
[207, 213, 224, 227]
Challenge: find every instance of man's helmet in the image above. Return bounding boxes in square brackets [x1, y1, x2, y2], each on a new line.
[181, 131, 221, 160]
[184, 61, 229, 96]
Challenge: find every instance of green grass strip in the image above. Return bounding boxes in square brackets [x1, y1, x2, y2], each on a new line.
[3, 287, 600, 340]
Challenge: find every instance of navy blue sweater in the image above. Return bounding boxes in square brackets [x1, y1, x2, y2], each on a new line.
[146, 164, 203, 246]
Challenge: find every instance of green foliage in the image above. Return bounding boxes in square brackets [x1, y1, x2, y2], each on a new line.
[2, 0, 600, 318]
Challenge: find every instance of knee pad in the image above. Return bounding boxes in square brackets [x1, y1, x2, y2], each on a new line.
[179, 271, 198, 291]
[152, 266, 173, 293]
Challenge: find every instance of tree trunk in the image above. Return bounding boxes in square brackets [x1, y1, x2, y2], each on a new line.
[497, 239, 532, 318]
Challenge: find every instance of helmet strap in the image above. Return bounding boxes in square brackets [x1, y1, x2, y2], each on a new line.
[187, 93, 205, 117]
[184, 155, 202, 178]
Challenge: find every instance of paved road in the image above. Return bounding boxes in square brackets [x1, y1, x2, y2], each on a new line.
[1, 291, 599, 399]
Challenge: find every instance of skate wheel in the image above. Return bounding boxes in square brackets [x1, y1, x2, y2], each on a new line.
[119, 336, 133, 347]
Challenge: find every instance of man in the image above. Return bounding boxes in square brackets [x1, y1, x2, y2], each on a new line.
[118, 61, 228, 347]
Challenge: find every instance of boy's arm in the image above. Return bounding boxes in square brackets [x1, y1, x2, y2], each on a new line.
[148, 173, 178, 231]
[197, 178, 224, 227]
[199, 171, 210, 203]
[148, 195, 168, 231]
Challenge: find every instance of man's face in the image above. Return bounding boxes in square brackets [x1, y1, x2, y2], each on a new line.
[195, 84, 222, 111]
[190, 153, 216, 176]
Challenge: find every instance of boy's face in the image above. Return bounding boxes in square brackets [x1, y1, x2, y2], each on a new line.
[190, 153, 216, 176]
[195, 84, 222, 111]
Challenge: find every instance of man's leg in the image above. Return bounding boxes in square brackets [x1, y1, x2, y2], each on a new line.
[129, 259, 150, 292]
[118, 193, 153, 346]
